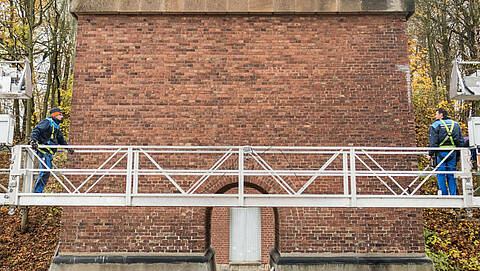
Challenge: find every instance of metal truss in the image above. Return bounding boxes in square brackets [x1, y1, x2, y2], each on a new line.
[0, 145, 479, 209]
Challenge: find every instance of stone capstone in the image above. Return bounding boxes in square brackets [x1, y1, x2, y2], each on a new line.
[70, 0, 414, 14]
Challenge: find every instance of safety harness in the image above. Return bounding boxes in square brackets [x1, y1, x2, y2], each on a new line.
[439, 119, 455, 148]
[37, 118, 58, 155]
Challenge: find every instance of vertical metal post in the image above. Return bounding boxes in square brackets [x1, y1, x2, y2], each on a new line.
[24, 148, 34, 193]
[349, 149, 357, 207]
[133, 149, 139, 194]
[21, 147, 34, 230]
[125, 147, 133, 206]
[460, 149, 473, 208]
[6, 146, 22, 212]
[343, 151, 349, 195]
[239, 147, 245, 206]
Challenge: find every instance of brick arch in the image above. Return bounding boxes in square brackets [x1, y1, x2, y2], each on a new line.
[197, 173, 292, 196]
[205, 182, 279, 264]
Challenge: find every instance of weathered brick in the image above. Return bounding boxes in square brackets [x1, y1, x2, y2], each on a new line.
[61, 14, 424, 262]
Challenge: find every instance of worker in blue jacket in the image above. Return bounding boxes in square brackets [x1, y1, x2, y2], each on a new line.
[426, 108, 463, 195]
[29, 108, 73, 193]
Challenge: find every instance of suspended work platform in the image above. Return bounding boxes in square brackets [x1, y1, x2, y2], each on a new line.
[1, 145, 479, 209]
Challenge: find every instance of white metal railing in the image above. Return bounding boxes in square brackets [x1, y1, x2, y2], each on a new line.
[0, 145, 479, 209]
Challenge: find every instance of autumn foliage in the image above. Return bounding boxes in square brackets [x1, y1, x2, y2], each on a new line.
[0, 205, 61, 271]
[409, 40, 480, 270]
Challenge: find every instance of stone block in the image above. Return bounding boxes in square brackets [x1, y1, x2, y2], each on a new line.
[164, 0, 182, 12]
[362, 0, 388, 11]
[295, 0, 337, 12]
[206, 0, 227, 12]
[183, 0, 206, 11]
[338, 0, 361, 11]
[248, 0, 274, 12]
[227, 0, 248, 12]
[118, 0, 141, 12]
[139, 0, 166, 12]
[274, 0, 295, 12]
[316, 0, 337, 12]
[71, 0, 118, 13]
[294, 0, 316, 12]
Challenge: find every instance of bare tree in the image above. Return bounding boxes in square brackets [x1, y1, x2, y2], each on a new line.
[408, 0, 480, 112]
[0, 0, 76, 232]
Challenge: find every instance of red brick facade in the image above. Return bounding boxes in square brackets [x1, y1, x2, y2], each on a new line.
[62, 14, 425, 262]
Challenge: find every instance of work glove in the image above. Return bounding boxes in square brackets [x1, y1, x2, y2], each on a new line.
[29, 140, 38, 150]
[67, 148, 75, 155]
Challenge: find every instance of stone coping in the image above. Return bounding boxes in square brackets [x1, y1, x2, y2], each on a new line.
[70, 0, 414, 15]
[274, 256, 433, 265]
[57, 252, 205, 257]
[280, 252, 429, 257]
[53, 248, 215, 264]
[270, 249, 433, 265]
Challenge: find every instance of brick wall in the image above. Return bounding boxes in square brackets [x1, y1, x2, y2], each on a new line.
[60, 207, 205, 252]
[62, 14, 425, 256]
[211, 207, 230, 263]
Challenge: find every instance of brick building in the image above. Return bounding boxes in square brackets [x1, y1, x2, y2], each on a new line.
[52, 0, 433, 270]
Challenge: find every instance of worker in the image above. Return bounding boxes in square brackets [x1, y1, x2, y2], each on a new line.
[426, 108, 463, 195]
[29, 108, 73, 193]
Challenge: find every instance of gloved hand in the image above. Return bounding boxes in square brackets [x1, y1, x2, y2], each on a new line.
[67, 148, 74, 155]
[29, 140, 38, 150]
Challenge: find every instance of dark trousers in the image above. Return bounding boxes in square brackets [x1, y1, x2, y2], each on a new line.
[436, 151, 457, 195]
[34, 151, 53, 193]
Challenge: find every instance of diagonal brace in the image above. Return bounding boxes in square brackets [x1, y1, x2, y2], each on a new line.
[27, 148, 72, 193]
[361, 150, 408, 195]
[355, 153, 397, 195]
[297, 150, 343, 195]
[84, 153, 128, 193]
[141, 150, 186, 194]
[251, 150, 295, 195]
[187, 149, 233, 194]
[411, 150, 455, 195]
[74, 148, 123, 193]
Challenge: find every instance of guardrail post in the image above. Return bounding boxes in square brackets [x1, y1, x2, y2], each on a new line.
[238, 147, 248, 206]
[24, 148, 34, 193]
[239, 147, 245, 206]
[125, 147, 133, 206]
[6, 145, 22, 212]
[460, 149, 473, 208]
[133, 149, 139, 194]
[349, 149, 357, 207]
[21, 147, 34, 231]
[343, 151, 349, 195]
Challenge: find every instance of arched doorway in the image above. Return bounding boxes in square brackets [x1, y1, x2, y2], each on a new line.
[205, 182, 279, 268]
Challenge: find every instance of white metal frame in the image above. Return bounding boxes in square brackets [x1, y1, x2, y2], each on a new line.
[450, 60, 480, 100]
[1, 145, 479, 208]
[0, 114, 15, 145]
[0, 59, 32, 99]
